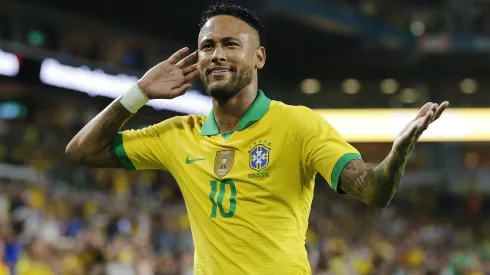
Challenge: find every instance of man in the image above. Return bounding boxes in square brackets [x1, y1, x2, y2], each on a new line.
[66, 3, 448, 274]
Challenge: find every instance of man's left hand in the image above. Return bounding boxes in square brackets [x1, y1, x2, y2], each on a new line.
[391, 101, 449, 162]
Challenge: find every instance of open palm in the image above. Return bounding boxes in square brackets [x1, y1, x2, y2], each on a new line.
[392, 101, 449, 161]
[137, 47, 200, 99]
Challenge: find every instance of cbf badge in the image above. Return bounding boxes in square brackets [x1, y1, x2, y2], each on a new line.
[249, 144, 270, 172]
[214, 150, 235, 178]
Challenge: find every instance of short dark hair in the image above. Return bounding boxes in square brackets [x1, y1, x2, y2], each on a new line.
[199, 3, 266, 47]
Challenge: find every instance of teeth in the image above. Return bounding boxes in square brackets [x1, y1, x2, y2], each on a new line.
[212, 69, 229, 73]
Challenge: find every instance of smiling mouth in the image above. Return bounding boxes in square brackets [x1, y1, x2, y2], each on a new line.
[211, 69, 230, 74]
[207, 66, 233, 75]
[208, 69, 232, 78]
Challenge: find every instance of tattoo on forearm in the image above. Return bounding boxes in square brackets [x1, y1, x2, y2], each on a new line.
[74, 102, 132, 167]
[100, 104, 128, 139]
[339, 162, 374, 200]
[339, 158, 405, 206]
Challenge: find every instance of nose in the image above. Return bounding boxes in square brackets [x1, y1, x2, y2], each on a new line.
[211, 46, 226, 63]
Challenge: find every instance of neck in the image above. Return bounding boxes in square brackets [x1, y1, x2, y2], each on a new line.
[213, 84, 257, 133]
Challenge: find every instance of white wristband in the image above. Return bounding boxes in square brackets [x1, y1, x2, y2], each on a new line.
[119, 83, 149, 113]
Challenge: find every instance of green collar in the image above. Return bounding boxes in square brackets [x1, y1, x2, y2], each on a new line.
[201, 89, 271, 136]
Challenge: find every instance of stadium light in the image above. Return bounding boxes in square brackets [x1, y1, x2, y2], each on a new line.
[39, 58, 213, 115]
[460, 78, 478, 94]
[400, 88, 418, 104]
[0, 49, 20, 77]
[300, 78, 321, 94]
[342, 79, 360, 95]
[380, 79, 399, 94]
[0, 102, 27, 120]
[314, 108, 490, 142]
[26, 30, 47, 47]
[410, 21, 425, 37]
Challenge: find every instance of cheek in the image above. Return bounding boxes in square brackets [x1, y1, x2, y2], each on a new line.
[197, 57, 207, 73]
[240, 49, 256, 67]
[234, 49, 248, 61]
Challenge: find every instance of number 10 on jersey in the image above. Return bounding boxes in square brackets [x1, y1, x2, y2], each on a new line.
[209, 180, 236, 218]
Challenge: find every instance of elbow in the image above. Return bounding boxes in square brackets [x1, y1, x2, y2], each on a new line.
[65, 141, 83, 163]
[365, 196, 391, 208]
[371, 200, 390, 208]
[368, 196, 392, 208]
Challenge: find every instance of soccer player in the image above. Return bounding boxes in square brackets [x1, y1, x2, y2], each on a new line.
[66, 3, 449, 274]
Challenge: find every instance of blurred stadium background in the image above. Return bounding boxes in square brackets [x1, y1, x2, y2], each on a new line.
[0, 0, 490, 274]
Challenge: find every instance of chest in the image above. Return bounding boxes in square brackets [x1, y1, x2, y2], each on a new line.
[169, 130, 303, 198]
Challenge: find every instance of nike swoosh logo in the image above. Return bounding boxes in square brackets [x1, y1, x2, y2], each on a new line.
[186, 155, 205, 164]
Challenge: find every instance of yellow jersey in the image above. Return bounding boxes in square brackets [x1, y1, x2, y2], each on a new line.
[114, 90, 361, 275]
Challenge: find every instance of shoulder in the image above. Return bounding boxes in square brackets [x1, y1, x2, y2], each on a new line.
[120, 115, 206, 141]
[270, 100, 325, 126]
[270, 100, 319, 116]
[149, 114, 206, 133]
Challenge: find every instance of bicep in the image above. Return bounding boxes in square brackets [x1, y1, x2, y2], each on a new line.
[338, 159, 375, 205]
[115, 126, 169, 171]
[298, 115, 362, 192]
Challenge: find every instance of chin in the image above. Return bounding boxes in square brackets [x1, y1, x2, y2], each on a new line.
[208, 85, 239, 101]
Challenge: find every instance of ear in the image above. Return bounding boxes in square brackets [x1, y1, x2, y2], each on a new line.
[255, 46, 266, 70]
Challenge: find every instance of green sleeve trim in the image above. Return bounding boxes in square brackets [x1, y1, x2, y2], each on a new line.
[331, 153, 362, 194]
[114, 132, 136, 171]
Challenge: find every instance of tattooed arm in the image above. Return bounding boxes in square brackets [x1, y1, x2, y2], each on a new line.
[65, 47, 200, 168]
[65, 100, 133, 168]
[338, 101, 449, 207]
[339, 154, 405, 207]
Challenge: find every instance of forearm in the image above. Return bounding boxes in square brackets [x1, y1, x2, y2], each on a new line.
[368, 152, 406, 206]
[339, 152, 407, 207]
[65, 98, 133, 166]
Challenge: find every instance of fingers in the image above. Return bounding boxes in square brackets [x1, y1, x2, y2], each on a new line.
[419, 110, 434, 132]
[183, 63, 198, 75]
[415, 100, 449, 124]
[176, 50, 198, 69]
[172, 83, 192, 97]
[405, 111, 433, 140]
[167, 47, 190, 65]
[405, 120, 419, 139]
[416, 102, 434, 119]
[430, 103, 438, 116]
[184, 70, 200, 83]
[433, 101, 449, 121]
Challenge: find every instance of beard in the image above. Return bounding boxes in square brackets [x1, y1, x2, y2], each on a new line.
[200, 65, 254, 102]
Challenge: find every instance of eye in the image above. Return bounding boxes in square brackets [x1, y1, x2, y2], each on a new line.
[227, 42, 239, 47]
[201, 44, 213, 50]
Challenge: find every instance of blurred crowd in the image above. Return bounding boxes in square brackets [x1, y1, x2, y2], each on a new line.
[0, 179, 488, 275]
[315, 0, 490, 36]
[308, 188, 490, 275]
[0, 100, 489, 275]
[0, 179, 194, 275]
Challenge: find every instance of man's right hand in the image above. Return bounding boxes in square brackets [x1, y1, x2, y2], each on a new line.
[67, 47, 199, 168]
[137, 47, 199, 99]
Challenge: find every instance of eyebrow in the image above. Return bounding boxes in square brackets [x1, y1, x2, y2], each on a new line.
[199, 36, 241, 45]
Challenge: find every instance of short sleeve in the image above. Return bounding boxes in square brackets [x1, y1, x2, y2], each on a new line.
[292, 106, 362, 193]
[113, 121, 171, 171]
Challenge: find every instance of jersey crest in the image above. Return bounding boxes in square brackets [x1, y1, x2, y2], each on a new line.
[214, 150, 235, 178]
[249, 144, 270, 172]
